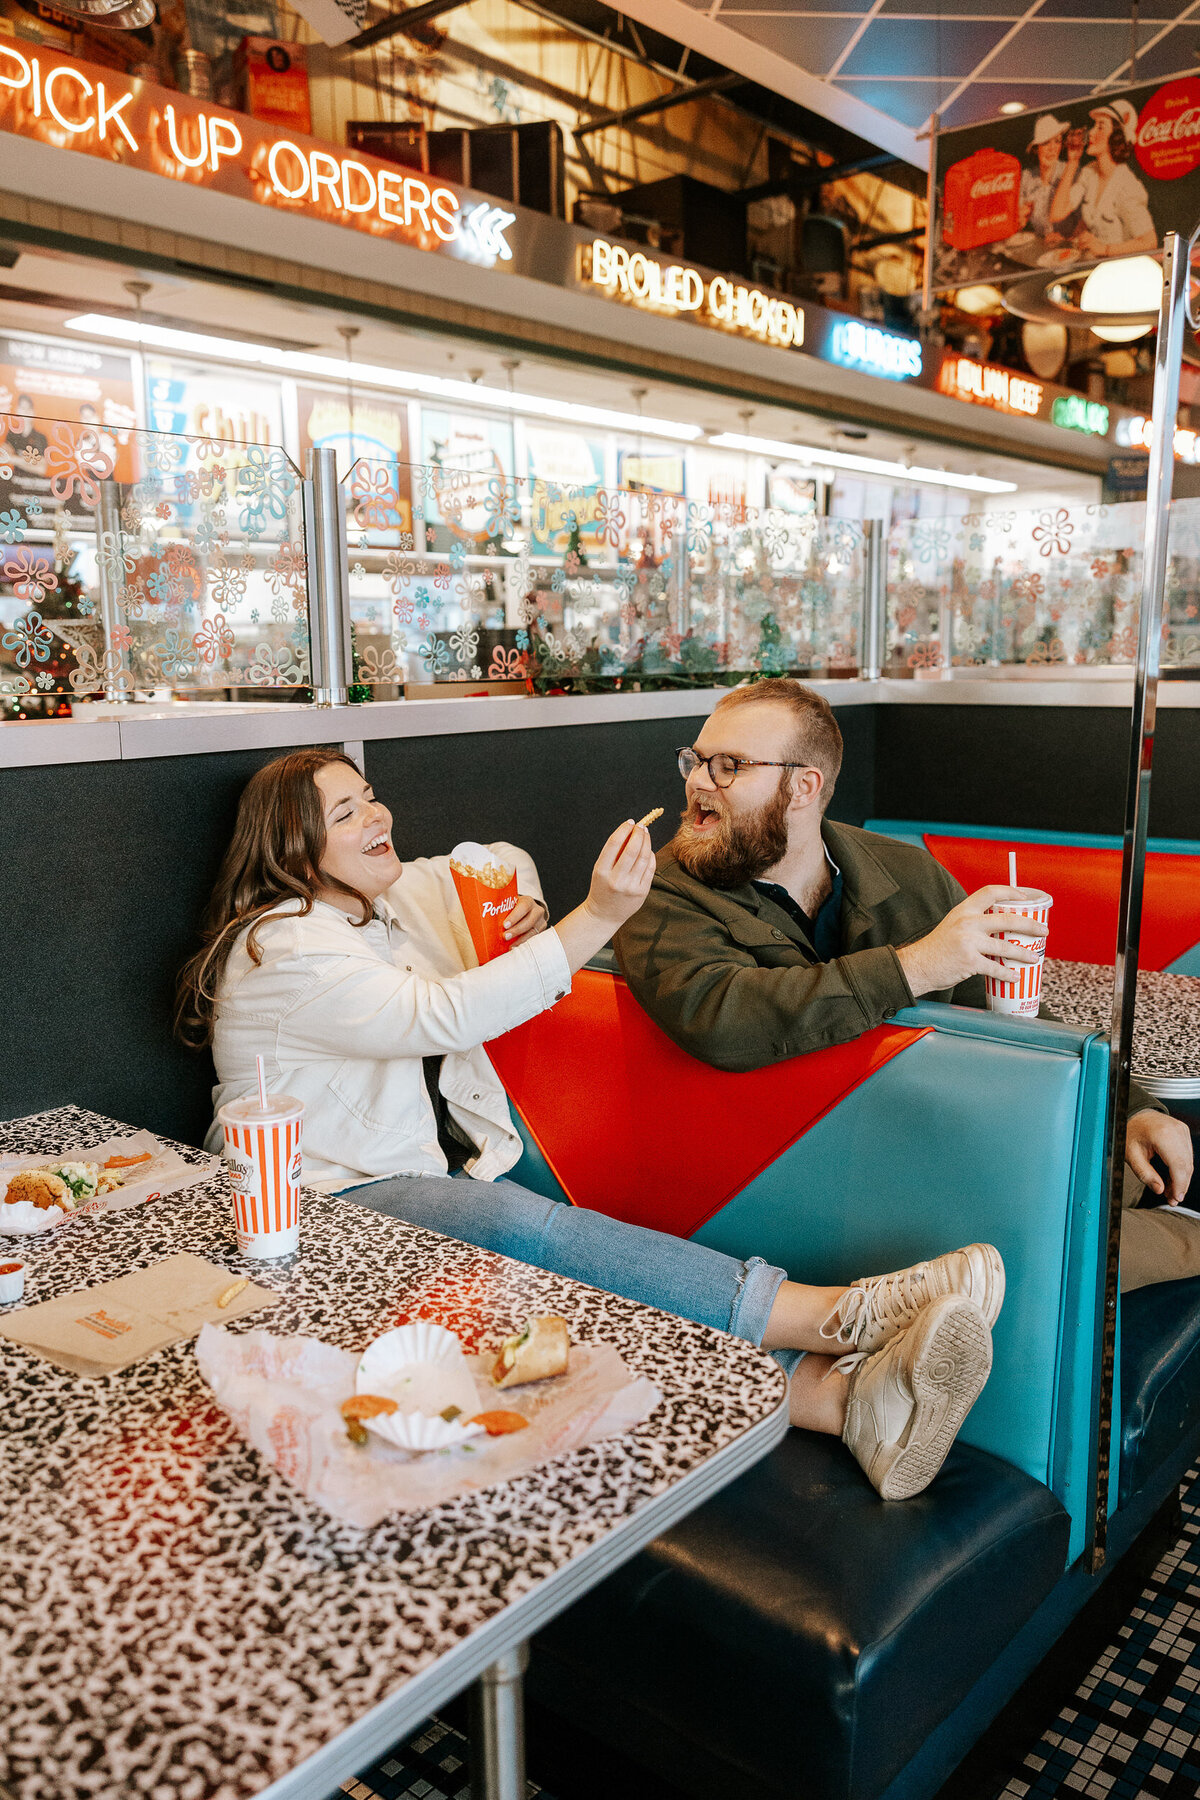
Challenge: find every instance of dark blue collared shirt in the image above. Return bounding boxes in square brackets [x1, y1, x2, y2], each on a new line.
[754, 855, 844, 961]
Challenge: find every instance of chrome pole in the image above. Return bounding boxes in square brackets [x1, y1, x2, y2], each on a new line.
[921, 113, 939, 318]
[95, 478, 131, 703]
[302, 445, 353, 707]
[1088, 228, 1192, 1572]
[860, 518, 884, 680]
[469, 1642, 529, 1800]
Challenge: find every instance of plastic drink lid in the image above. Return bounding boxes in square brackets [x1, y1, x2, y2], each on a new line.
[989, 888, 1053, 908]
[218, 1094, 304, 1126]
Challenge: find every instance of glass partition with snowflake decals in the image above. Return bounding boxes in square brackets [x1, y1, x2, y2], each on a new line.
[0, 414, 309, 716]
[885, 499, 1200, 675]
[340, 460, 866, 692]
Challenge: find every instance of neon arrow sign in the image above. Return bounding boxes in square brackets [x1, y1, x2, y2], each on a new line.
[0, 45, 515, 268]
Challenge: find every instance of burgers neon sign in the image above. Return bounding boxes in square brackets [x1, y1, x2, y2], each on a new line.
[0, 45, 515, 266]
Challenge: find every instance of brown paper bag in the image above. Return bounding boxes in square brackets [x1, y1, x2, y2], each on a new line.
[0, 1253, 280, 1375]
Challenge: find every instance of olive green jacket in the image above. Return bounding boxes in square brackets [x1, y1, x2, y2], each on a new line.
[615, 820, 1161, 1117]
[614, 819, 978, 1072]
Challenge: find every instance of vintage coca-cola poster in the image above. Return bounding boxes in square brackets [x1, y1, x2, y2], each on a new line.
[932, 76, 1200, 293]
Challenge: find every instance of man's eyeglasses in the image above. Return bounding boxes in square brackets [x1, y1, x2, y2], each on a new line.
[676, 747, 810, 789]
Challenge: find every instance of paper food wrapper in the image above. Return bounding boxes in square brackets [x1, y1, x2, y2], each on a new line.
[0, 1132, 218, 1236]
[0, 1254, 281, 1375]
[196, 1323, 663, 1528]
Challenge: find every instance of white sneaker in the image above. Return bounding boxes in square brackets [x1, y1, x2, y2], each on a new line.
[841, 1293, 992, 1501]
[821, 1243, 1004, 1364]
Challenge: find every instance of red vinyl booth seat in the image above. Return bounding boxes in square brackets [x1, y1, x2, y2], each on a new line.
[486, 968, 927, 1239]
[926, 834, 1200, 970]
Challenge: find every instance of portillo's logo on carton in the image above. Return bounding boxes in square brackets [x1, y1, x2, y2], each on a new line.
[0, 44, 515, 268]
[583, 238, 805, 350]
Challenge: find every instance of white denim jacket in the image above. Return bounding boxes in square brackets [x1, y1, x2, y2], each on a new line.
[205, 844, 570, 1192]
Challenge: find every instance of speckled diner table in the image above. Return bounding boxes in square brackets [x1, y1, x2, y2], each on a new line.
[0, 1106, 789, 1800]
[1040, 960, 1200, 1095]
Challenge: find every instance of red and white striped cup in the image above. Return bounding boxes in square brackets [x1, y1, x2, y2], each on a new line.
[984, 888, 1053, 1017]
[217, 1095, 304, 1258]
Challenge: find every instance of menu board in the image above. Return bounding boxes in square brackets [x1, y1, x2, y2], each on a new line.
[0, 334, 136, 517]
[932, 76, 1200, 293]
[420, 409, 514, 552]
[525, 426, 604, 555]
[144, 358, 284, 449]
[297, 385, 413, 538]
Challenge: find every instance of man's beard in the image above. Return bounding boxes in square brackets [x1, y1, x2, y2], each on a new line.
[669, 780, 791, 888]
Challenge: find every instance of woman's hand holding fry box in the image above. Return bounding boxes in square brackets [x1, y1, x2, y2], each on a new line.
[502, 893, 550, 946]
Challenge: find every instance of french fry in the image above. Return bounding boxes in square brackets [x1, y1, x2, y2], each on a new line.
[216, 1277, 250, 1309]
[341, 1394, 399, 1420]
[635, 807, 664, 830]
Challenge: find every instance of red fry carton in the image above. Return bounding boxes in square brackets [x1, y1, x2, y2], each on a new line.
[450, 841, 519, 963]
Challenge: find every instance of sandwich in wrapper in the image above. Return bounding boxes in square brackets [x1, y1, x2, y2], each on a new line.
[492, 1314, 571, 1389]
[4, 1161, 126, 1212]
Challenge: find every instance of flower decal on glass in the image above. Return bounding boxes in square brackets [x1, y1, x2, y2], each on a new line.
[1, 608, 53, 666]
[489, 645, 528, 679]
[246, 643, 300, 687]
[237, 446, 299, 536]
[1032, 509, 1074, 557]
[0, 508, 26, 545]
[43, 423, 115, 507]
[155, 629, 198, 682]
[484, 478, 520, 538]
[193, 613, 236, 664]
[419, 636, 452, 675]
[3, 548, 57, 603]
[448, 624, 480, 663]
[592, 489, 625, 549]
[351, 460, 401, 530]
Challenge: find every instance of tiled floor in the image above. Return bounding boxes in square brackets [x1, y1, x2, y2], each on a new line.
[338, 1715, 552, 1800]
[1000, 1472, 1200, 1800]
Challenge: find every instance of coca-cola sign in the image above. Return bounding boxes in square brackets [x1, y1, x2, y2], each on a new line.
[971, 172, 1017, 198]
[932, 75, 1200, 294]
[1135, 78, 1200, 181]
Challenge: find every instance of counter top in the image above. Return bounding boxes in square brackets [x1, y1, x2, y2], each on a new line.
[2, 677, 1198, 770]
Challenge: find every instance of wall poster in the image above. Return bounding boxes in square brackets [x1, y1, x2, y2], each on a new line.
[931, 76, 1200, 293]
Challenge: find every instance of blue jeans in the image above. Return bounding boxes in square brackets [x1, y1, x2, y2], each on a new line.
[343, 1171, 798, 1370]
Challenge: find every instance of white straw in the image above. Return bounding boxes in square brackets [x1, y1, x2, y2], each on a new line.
[1008, 850, 1018, 889]
[256, 1054, 268, 1111]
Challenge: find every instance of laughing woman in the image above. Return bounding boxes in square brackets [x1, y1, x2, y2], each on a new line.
[178, 749, 1003, 1501]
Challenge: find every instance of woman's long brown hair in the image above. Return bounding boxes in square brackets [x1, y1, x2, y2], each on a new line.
[176, 748, 373, 1047]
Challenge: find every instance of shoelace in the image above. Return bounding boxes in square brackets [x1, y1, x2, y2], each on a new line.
[819, 1262, 932, 1351]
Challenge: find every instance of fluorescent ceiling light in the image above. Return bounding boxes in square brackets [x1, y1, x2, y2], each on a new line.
[709, 431, 1018, 494]
[63, 313, 703, 444]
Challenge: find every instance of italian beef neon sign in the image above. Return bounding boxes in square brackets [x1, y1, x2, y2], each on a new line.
[0, 45, 515, 266]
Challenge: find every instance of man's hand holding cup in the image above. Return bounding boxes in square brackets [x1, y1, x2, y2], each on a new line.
[897, 885, 1048, 999]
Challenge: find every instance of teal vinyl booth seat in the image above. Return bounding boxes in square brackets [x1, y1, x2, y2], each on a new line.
[489, 991, 1200, 1800]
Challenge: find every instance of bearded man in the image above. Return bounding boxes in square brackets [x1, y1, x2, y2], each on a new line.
[613, 678, 1195, 1293]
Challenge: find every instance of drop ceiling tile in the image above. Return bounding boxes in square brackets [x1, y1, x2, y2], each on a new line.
[876, 0, 1021, 15]
[720, 12, 870, 74]
[937, 82, 1097, 132]
[839, 16, 1011, 78]
[1038, 0, 1197, 17]
[833, 77, 954, 128]
[983, 20, 1137, 80]
[1123, 27, 1200, 81]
